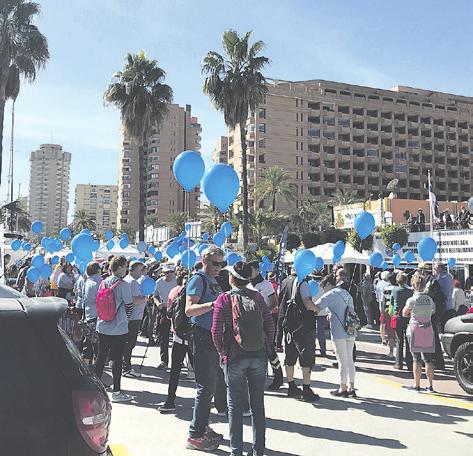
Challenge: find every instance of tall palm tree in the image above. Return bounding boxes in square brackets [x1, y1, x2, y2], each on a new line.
[73, 209, 96, 232]
[104, 51, 172, 241]
[0, 1, 49, 188]
[331, 189, 360, 206]
[248, 209, 288, 247]
[165, 211, 186, 238]
[1, 198, 29, 232]
[202, 30, 269, 250]
[298, 200, 332, 231]
[254, 166, 297, 211]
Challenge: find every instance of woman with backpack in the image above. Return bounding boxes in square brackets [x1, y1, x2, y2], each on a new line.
[212, 261, 275, 456]
[314, 274, 357, 398]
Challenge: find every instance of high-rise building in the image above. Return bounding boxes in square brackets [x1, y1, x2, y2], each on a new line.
[212, 136, 228, 163]
[228, 79, 473, 214]
[74, 184, 118, 234]
[117, 104, 202, 234]
[28, 144, 71, 234]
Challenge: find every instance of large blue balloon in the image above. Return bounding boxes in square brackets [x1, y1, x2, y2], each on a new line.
[294, 249, 316, 283]
[181, 249, 197, 270]
[137, 241, 147, 253]
[40, 263, 53, 279]
[418, 237, 437, 261]
[173, 150, 205, 192]
[447, 258, 456, 268]
[393, 254, 402, 268]
[11, 239, 21, 251]
[148, 245, 156, 255]
[104, 230, 113, 241]
[31, 220, 43, 234]
[404, 250, 415, 264]
[213, 232, 225, 247]
[226, 252, 240, 266]
[60, 228, 72, 241]
[166, 243, 179, 259]
[314, 257, 324, 271]
[179, 245, 187, 254]
[354, 211, 375, 240]
[154, 251, 163, 261]
[220, 221, 233, 238]
[119, 237, 129, 249]
[332, 255, 341, 265]
[308, 280, 320, 297]
[81, 229, 91, 235]
[202, 164, 240, 213]
[26, 267, 40, 283]
[32, 254, 44, 269]
[369, 252, 383, 268]
[71, 232, 95, 262]
[140, 277, 156, 296]
[333, 240, 345, 258]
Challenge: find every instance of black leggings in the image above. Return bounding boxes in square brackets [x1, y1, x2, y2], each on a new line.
[168, 339, 194, 401]
[95, 333, 127, 392]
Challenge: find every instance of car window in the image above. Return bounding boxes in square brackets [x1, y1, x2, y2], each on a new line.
[0, 284, 24, 298]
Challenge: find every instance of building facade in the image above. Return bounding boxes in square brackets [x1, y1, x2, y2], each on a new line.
[117, 104, 202, 235]
[211, 136, 228, 164]
[74, 184, 118, 234]
[28, 144, 71, 234]
[228, 79, 473, 213]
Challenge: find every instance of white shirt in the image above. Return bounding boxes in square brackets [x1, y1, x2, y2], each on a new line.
[248, 279, 275, 308]
[452, 288, 467, 312]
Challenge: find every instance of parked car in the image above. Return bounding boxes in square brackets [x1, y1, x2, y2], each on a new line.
[441, 313, 473, 395]
[0, 284, 112, 455]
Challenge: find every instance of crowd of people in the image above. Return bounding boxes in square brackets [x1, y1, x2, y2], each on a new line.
[407, 205, 472, 232]
[8, 245, 473, 455]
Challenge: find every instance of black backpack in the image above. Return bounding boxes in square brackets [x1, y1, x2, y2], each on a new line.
[425, 277, 447, 315]
[282, 278, 306, 344]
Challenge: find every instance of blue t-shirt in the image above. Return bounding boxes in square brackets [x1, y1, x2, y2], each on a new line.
[316, 287, 354, 340]
[186, 272, 221, 330]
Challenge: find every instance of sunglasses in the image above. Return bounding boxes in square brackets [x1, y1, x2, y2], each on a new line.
[210, 260, 227, 268]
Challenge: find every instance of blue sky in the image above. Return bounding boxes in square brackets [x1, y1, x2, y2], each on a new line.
[4, 0, 473, 217]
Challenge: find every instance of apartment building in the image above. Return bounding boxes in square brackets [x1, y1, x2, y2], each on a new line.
[117, 104, 202, 234]
[74, 184, 118, 233]
[28, 144, 71, 234]
[212, 136, 229, 164]
[228, 79, 473, 213]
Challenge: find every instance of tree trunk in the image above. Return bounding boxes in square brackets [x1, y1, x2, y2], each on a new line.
[138, 143, 145, 241]
[239, 123, 249, 250]
[0, 97, 5, 192]
[272, 194, 276, 212]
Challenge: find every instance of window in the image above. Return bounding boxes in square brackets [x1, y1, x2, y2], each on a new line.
[258, 108, 266, 119]
[395, 164, 407, 173]
[323, 131, 335, 140]
[367, 148, 378, 157]
[258, 123, 266, 133]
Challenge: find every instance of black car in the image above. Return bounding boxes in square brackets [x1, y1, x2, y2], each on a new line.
[441, 313, 473, 395]
[0, 285, 112, 455]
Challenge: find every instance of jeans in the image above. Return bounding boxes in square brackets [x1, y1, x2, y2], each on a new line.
[431, 313, 445, 369]
[224, 351, 268, 456]
[333, 338, 356, 386]
[215, 365, 250, 413]
[157, 308, 171, 365]
[123, 320, 141, 372]
[394, 317, 412, 368]
[189, 325, 219, 438]
[314, 316, 327, 355]
[440, 309, 456, 333]
[362, 296, 374, 326]
[168, 339, 194, 402]
[95, 333, 127, 392]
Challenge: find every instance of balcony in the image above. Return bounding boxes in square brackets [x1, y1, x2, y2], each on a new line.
[308, 165, 320, 174]
[339, 167, 351, 176]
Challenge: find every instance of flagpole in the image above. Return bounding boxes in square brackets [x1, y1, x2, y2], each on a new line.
[428, 170, 434, 238]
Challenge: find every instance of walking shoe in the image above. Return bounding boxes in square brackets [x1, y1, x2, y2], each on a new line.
[267, 375, 283, 391]
[205, 426, 223, 441]
[186, 435, 220, 451]
[111, 391, 132, 402]
[287, 383, 302, 398]
[330, 389, 349, 398]
[405, 385, 422, 392]
[347, 389, 358, 398]
[157, 362, 168, 370]
[123, 368, 142, 378]
[159, 400, 176, 413]
[302, 388, 320, 402]
[426, 386, 435, 393]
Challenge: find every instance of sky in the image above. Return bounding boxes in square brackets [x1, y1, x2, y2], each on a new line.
[3, 0, 473, 219]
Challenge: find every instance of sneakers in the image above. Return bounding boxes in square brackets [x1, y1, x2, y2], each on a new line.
[186, 435, 220, 452]
[406, 385, 422, 392]
[123, 368, 142, 378]
[111, 391, 132, 402]
[347, 389, 357, 398]
[426, 386, 435, 393]
[330, 389, 349, 398]
[159, 400, 176, 413]
[205, 426, 223, 441]
[157, 362, 168, 370]
[302, 388, 320, 402]
[267, 375, 284, 391]
[287, 383, 302, 398]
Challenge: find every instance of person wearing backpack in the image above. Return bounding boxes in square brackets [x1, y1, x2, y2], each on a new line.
[94, 256, 134, 403]
[212, 261, 275, 456]
[315, 274, 358, 398]
[185, 247, 225, 452]
[276, 268, 320, 402]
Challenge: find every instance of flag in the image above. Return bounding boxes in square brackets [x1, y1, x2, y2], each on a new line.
[274, 225, 289, 286]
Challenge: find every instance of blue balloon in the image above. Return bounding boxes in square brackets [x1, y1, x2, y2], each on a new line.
[54, 238, 64, 252]
[40, 263, 53, 279]
[31, 220, 43, 234]
[148, 245, 156, 255]
[23, 242, 32, 252]
[314, 257, 324, 271]
[220, 221, 233, 238]
[392, 243, 401, 252]
[140, 277, 156, 296]
[119, 237, 129, 249]
[181, 249, 197, 270]
[185, 223, 192, 232]
[369, 252, 384, 268]
[51, 255, 59, 265]
[198, 243, 209, 255]
[154, 251, 163, 261]
[447, 258, 456, 268]
[354, 211, 375, 240]
[202, 164, 240, 213]
[261, 256, 271, 266]
[202, 232, 210, 241]
[78, 261, 87, 274]
[213, 232, 225, 247]
[71, 232, 95, 262]
[60, 228, 72, 241]
[259, 261, 267, 274]
[393, 254, 402, 268]
[32, 254, 44, 269]
[11, 239, 21, 251]
[177, 231, 186, 241]
[173, 150, 205, 192]
[137, 241, 147, 253]
[226, 252, 240, 266]
[106, 240, 115, 251]
[381, 261, 389, 270]
[332, 255, 341, 265]
[179, 245, 187, 254]
[104, 230, 113, 240]
[166, 243, 179, 259]
[81, 229, 91, 235]
[26, 267, 40, 283]
[333, 240, 345, 258]
[294, 249, 316, 282]
[418, 237, 437, 261]
[404, 250, 415, 263]
[66, 252, 75, 263]
[121, 233, 129, 240]
[308, 280, 320, 297]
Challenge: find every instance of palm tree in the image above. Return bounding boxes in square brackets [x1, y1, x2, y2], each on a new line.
[254, 166, 297, 211]
[144, 214, 158, 228]
[165, 211, 186, 238]
[73, 209, 96, 232]
[248, 209, 288, 247]
[200, 204, 224, 233]
[202, 30, 269, 250]
[298, 200, 332, 231]
[0, 1, 49, 188]
[104, 51, 172, 241]
[1, 199, 30, 232]
[331, 189, 360, 206]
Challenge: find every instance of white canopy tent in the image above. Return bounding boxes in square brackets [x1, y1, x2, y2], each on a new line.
[284, 242, 370, 265]
[95, 237, 145, 260]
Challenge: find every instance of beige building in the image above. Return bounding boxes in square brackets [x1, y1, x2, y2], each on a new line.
[74, 184, 118, 234]
[212, 136, 228, 164]
[228, 79, 473, 213]
[117, 104, 202, 234]
[28, 144, 71, 234]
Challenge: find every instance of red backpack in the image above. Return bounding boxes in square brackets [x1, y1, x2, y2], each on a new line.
[96, 279, 121, 321]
